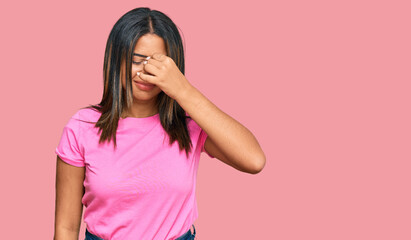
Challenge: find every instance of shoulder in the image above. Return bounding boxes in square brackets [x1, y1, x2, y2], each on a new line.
[72, 106, 102, 123]
[185, 113, 202, 134]
[63, 106, 101, 132]
[184, 112, 212, 156]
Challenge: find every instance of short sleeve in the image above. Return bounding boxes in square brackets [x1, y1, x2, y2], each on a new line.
[199, 128, 215, 159]
[55, 115, 85, 167]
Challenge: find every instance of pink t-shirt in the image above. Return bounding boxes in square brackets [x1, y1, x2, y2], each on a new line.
[55, 107, 214, 240]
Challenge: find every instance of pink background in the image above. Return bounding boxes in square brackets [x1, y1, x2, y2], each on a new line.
[1, 0, 410, 239]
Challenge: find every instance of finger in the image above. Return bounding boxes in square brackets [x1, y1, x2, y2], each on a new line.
[142, 64, 160, 77]
[145, 58, 163, 69]
[137, 71, 156, 85]
[152, 53, 167, 61]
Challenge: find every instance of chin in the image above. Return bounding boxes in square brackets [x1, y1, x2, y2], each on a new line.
[132, 94, 156, 101]
[132, 90, 160, 101]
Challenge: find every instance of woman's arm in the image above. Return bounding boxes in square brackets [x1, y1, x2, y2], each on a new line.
[137, 53, 266, 174]
[176, 85, 266, 174]
[54, 156, 85, 240]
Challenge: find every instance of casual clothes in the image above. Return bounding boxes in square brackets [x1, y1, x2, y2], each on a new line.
[55, 107, 213, 240]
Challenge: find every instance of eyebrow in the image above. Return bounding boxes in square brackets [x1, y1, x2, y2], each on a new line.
[133, 53, 148, 58]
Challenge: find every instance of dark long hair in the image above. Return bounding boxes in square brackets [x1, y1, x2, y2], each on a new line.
[80, 7, 193, 158]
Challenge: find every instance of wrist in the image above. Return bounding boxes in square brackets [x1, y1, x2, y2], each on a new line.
[176, 82, 195, 104]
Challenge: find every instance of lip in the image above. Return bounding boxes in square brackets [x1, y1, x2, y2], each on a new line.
[133, 80, 155, 90]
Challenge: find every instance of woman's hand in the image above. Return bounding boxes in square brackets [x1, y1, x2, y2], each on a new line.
[137, 53, 192, 100]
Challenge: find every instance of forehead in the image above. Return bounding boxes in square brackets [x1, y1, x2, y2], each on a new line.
[132, 34, 167, 57]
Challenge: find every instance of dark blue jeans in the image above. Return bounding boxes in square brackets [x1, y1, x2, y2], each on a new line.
[85, 224, 196, 240]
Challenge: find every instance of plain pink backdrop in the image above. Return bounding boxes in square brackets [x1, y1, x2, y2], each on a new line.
[0, 0, 410, 239]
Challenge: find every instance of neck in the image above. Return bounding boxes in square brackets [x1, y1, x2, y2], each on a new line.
[121, 98, 159, 118]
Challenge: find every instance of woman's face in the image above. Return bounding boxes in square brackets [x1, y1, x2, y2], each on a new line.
[122, 33, 167, 103]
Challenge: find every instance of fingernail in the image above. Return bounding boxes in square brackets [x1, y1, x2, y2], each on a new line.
[137, 72, 140, 76]
[146, 56, 151, 60]
[143, 60, 147, 64]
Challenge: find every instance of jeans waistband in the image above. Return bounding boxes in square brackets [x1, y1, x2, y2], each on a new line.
[85, 224, 196, 240]
[175, 224, 196, 240]
[85, 228, 104, 240]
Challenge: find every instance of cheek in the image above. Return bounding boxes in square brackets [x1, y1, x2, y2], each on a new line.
[132, 64, 143, 74]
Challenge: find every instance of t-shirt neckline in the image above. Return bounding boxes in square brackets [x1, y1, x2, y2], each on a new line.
[119, 112, 160, 123]
[117, 113, 160, 130]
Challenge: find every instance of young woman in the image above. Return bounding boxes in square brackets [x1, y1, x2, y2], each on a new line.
[54, 7, 266, 240]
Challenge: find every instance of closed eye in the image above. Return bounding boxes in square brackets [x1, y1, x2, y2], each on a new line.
[132, 61, 143, 65]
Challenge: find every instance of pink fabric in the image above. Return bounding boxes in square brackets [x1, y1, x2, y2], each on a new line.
[55, 107, 214, 240]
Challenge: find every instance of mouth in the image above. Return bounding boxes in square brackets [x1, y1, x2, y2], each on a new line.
[133, 80, 155, 87]
[133, 80, 155, 91]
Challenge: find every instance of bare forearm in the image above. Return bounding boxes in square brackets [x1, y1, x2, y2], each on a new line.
[176, 84, 266, 170]
[54, 227, 79, 240]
